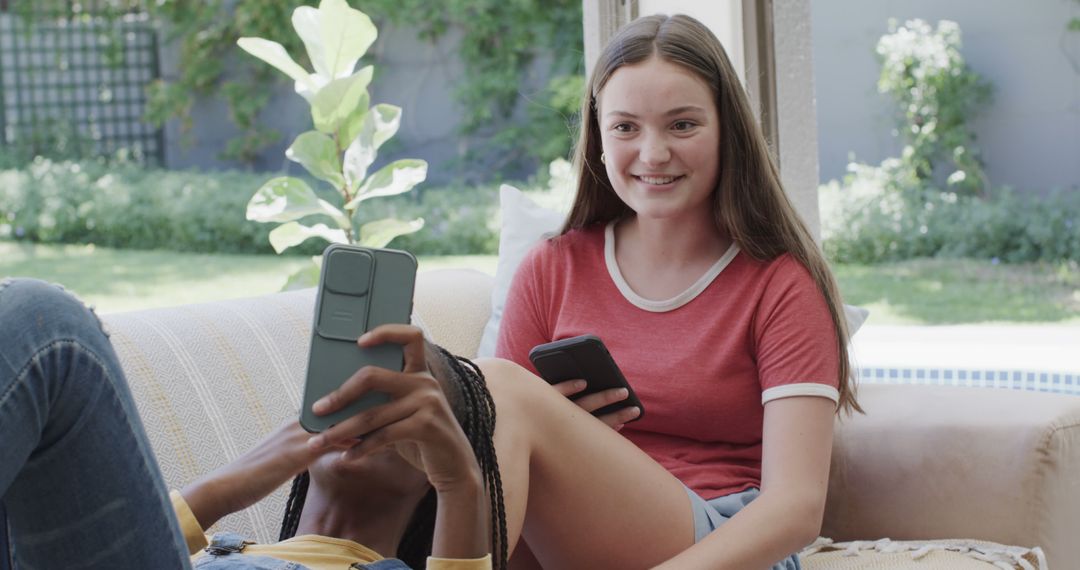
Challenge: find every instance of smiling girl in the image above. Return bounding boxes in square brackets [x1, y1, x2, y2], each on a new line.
[493, 13, 860, 569]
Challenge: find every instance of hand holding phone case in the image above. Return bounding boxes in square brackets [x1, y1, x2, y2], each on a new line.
[300, 243, 417, 433]
[529, 334, 645, 421]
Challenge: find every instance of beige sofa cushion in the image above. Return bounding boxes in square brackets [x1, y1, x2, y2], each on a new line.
[824, 384, 1080, 569]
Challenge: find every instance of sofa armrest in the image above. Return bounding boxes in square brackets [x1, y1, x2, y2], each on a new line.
[823, 384, 1080, 569]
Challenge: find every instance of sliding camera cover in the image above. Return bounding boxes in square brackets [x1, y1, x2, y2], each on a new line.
[300, 243, 417, 433]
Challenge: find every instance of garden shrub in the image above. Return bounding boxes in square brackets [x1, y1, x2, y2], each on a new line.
[368, 185, 500, 255]
[0, 158, 504, 256]
[876, 19, 992, 196]
[820, 160, 1080, 264]
[821, 19, 1078, 264]
[0, 158, 279, 253]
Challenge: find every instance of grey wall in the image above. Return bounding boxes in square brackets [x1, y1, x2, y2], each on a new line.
[161, 23, 474, 182]
[812, 0, 1080, 193]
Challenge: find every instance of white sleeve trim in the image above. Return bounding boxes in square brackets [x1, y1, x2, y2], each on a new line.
[761, 383, 840, 405]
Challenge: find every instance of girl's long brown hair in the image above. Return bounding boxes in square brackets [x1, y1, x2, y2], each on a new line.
[565, 14, 860, 414]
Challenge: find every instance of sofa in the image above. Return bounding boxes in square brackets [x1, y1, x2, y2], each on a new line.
[102, 268, 1079, 569]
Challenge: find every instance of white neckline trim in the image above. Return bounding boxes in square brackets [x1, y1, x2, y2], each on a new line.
[604, 221, 740, 313]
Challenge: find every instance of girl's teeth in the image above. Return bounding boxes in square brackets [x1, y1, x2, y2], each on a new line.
[640, 176, 677, 184]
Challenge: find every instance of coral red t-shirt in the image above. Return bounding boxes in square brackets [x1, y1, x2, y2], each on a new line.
[495, 223, 839, 499]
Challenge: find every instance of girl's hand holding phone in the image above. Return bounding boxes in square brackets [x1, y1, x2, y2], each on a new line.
[550, 379, 641, 429]
[530, 334, 645, 430]
[306, 324, 481, 493]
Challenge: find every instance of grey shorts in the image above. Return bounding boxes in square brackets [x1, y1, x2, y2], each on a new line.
[685, 486, 801, 570]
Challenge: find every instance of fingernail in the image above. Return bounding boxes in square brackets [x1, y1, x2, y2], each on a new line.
[614, 423, 625, 431]
[573, 380, 588, 391]
[313, 399, 328, 413]
[308, 435, 325, 449]
[617, 388, 629, 398]
[358, 332, 372, 343]
[630, 406, 641, 417]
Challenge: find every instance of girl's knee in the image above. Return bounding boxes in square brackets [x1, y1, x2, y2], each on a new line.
[476, 358, 560, 412]
[0, 278, 107, 341]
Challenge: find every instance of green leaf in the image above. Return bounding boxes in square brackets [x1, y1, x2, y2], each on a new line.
[342, 104, 402, 189]
[310, 67, 373, 134]
[268, 221, 348, 253]
[246, 177, 349, 229]
[366, 104, 402, 150]
[285, 131, 344, 188]
[346, 160, 428, 208]
[337, 105, 368, 150]
[341, 103, 375, 148]
[292, 0, 377, 79]
[359, 217, 424, 248]
[282, 257, 322, 291]
[236, 38, 315, 92]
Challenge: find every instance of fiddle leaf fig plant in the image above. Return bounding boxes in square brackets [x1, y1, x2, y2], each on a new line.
[238, 0, 426, 289]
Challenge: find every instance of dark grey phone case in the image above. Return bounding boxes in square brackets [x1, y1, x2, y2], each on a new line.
[300, 243, 417, 433]
[528, 334, 645, 421]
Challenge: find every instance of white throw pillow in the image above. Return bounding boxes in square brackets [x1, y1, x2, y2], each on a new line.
[843, 304, 870, 335]
[476, 184, 869, 357]
[476, 185, 566, 357]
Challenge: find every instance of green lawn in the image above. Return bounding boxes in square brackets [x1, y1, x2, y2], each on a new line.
[2, 241, 1076, 324]
[0, 242, 497, 314]
[834, 258, 1080, 325]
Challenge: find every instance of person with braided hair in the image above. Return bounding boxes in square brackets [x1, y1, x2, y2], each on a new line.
[0, 279, 505, 570]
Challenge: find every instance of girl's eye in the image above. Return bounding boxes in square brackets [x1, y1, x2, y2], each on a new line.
[612, 123, 635, 133]
[672, 120, 697, 131]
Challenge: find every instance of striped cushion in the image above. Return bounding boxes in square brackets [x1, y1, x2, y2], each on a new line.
[103, 269, 493, 544]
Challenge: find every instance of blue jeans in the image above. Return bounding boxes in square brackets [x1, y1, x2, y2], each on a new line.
[0, 279, 191, 569]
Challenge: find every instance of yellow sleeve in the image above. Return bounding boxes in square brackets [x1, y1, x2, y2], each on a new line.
[169, 490, 210, 555]
[426, 554, 492, 570]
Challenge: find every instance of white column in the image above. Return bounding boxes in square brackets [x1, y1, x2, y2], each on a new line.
[582, 1, 637, 79]
[771, 0, 822, 239]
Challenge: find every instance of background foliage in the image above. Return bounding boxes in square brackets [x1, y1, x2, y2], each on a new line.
[145, 0, 584, 171]
[821, 19, 1078, 264]
[0, 158, 503, 256]
[820, 161, 1080, 263]
[875, 19, 993, 195]
[360, 0, 585, 174]
[146, 0, 308, 163]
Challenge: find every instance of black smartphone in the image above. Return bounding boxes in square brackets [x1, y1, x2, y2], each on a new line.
[300, 243, 417, 433]
[528, 334, 644, 421]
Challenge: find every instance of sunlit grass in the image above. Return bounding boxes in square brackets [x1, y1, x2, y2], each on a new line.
[0, 242, 496, 314]
[833, 258, 1080, 325]
[3, 241, 1076, 324]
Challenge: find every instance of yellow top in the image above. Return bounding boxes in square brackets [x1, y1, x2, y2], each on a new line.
[171, 491, 491, 570]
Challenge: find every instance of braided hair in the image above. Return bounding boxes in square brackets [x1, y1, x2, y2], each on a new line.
[279, 345, 508, 570]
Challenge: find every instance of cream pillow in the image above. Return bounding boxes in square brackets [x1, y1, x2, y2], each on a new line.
[477, 185, 565, 357]
[476, 184, 868, 357]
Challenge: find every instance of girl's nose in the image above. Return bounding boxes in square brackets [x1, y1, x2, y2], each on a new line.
[638, 133, 671, 166]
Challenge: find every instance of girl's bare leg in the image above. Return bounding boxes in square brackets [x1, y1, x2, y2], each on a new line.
[480, 359, 696, 570]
